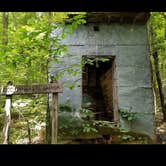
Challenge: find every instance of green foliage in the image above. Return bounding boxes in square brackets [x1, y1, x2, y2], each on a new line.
[92, 120, 119, 128]
[119, 108, 137, 121]
[58, 102, 98, 135]
[79, 107, 95, 119]
[120, 135, 136, 142]
[82, 123, 98, 133]
[82, 57, 111, 67]
[59, 100, 73, 112]
[0, 12, 86, 85]
[0, 95, 47, 144]
[0, 12, 87, 143]
[62, 13, 86, 36]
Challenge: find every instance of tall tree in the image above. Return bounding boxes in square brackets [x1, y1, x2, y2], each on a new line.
[2, 12, 8, 45]
[149, 12, 166, 121]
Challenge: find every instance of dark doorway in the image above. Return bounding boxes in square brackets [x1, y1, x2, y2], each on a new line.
[82, 55, 117, 121]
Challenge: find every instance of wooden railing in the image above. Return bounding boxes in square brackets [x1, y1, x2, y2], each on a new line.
[1, 81, 63, 144]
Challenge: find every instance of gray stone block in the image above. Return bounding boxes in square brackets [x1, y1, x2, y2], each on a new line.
[61, 24, 148, 46]
[116, 66, 152, 87]
[116, 45, 150, 67]
[118, 87, 154, 113]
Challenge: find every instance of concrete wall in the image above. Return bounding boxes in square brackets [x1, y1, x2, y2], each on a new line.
[49, 23, 156, 140]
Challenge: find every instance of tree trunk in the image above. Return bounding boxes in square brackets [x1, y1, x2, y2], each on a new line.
[148, 18, 166, 121]
[46, 12, 53, 144]
[12, 12, 17, 30]
[152, 51, 166, 121]
[2, 12, 8, 45]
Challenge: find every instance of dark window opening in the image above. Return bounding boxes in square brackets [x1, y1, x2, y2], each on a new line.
[82, 56, 117, 121]
[93, 26, 99, 31]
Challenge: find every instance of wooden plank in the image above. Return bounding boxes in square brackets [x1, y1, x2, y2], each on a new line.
[1, 83, 63, 95]
[51, 93, 58, 144]
[112, 61, 119, 122]
[100, 67, 113, 112]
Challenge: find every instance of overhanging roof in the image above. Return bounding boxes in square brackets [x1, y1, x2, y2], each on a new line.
[86, 12, 150, 24]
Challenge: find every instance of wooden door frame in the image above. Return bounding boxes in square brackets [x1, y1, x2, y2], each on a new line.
[81, 55, 119, 122]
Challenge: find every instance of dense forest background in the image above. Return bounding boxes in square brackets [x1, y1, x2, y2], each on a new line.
[0, 12, 165, 144]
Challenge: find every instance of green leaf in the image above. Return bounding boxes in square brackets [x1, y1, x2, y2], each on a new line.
[35, 32, 46, 40]
[127, 117, 133, 121]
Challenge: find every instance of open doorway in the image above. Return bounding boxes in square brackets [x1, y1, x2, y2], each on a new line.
[82, 55, 118, 122]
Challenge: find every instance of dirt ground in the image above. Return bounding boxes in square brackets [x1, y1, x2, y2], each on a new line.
[155, 111, 166, 144]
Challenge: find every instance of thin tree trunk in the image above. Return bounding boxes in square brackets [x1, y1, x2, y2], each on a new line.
[2, 12, 8, 45]
[12, 12, 17, 31]
[46, 12, 53, 144]
[46, 62, 52, 144]
[153, 51, 166, 121]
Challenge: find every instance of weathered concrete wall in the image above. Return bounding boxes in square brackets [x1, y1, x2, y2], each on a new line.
[49, 23, 155, 140]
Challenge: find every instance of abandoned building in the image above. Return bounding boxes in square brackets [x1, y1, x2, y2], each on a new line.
[49, 12, 156, 141]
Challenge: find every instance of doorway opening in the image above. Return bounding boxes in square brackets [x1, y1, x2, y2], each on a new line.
[82, 55, 117, 121]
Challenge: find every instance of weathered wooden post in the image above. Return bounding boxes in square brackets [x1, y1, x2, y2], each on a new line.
[2, 81, 17, 144]
[51, 92, 58, 144]
[1, 82, 63, 144]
